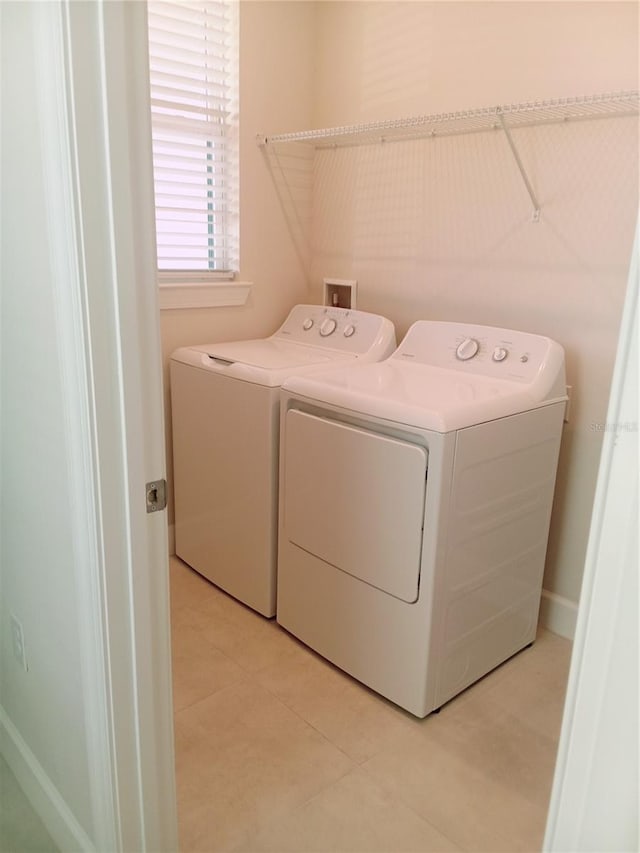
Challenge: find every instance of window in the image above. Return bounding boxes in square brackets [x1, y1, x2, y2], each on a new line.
[147, 1, 239, 281]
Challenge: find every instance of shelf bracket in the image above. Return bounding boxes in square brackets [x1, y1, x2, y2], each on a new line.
[496, 109, 541, 223]
[257, 134, 312, 282]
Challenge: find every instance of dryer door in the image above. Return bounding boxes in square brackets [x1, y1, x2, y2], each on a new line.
[283, 410, 427, 603]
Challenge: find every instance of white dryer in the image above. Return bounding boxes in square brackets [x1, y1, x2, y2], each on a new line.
[170, 304, 395, 617]
[277, 321, 568, 717]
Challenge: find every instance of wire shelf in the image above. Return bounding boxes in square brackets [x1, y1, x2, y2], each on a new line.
[258, 90, 639, 149]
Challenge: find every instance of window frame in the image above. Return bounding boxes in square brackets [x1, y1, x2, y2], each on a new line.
[147, 0, 240, 286]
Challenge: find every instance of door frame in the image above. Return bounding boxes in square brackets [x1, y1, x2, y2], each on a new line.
[41, 2, 177, 849]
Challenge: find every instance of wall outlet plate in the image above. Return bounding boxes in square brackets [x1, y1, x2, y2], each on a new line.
[323, 278, 357, 310]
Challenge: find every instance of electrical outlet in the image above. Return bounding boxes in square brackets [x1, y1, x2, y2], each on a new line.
[10, 613, 28, 671]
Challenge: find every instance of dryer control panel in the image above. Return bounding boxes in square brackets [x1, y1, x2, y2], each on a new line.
[274, 304, 396, 358]
[394, 320, 567, 398]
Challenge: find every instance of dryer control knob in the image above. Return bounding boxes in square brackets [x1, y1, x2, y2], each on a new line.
[320, 318, 337, 337]
[303, 318, 314, 331]
[344, 324, 356, 338]
[492, 346, 509, 362]
[456, 337, 480, 361]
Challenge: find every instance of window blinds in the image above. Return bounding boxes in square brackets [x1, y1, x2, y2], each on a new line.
[148, 1, 239, 276]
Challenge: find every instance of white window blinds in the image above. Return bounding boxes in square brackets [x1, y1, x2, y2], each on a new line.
[148, 1, 239, 277]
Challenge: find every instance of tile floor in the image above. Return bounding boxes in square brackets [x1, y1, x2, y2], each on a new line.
[170, 556, 572, 853]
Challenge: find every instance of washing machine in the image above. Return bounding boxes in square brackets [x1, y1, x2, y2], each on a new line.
[170, 304, 396, 617]
[277, 320, 568, 717]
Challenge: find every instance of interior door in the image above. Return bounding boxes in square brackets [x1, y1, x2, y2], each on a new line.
[283, 410, 428, 603]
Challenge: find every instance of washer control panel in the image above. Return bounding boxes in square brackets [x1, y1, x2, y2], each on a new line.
[492, 346, 509, 362]
[275, 304, 396, 356]
[455, 337, 480, 361]
[395, 320, 566, 387]
[319, 317, 338, 337]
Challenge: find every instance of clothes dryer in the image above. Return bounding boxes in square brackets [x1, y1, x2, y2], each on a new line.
[170, 304, 395, 617]
[277, 321, 567, 717]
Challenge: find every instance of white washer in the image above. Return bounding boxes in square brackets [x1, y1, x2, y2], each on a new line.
[277, 321, 568, 717]
[170, 304, 396, 617]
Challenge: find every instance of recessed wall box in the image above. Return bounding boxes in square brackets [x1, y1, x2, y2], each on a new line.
[323, 278, 357, 310]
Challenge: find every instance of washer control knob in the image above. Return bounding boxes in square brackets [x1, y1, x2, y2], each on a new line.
[456, 337, 480, 361]
[319, 318, 337, 337]
[344, 324, 356, 338]
[302, 318, 314, 331]
[492, 346, 509, 362]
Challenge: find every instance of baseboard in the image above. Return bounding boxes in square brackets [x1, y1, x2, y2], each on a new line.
[538, 589, 579, 640]
[0, 706, 95, 853]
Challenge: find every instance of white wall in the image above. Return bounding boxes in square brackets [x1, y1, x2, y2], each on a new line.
[303, 1, 639, 622]
[0, 2, 96, 844]
[312, 2, 638, 124]
[161, 1, 317, 531]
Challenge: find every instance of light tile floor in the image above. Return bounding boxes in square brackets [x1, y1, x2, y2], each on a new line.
[170, 557, 572, 853]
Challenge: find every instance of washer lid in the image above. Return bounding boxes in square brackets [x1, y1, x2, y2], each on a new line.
[196, 338, 348, 370]
[171, 339, 357, 387]
[169, 304, 396, 387]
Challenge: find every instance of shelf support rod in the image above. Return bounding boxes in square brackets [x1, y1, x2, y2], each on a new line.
[497, 110, 541, 222]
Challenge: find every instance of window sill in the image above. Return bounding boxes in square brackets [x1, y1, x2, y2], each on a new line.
[158, 280, 252, 310]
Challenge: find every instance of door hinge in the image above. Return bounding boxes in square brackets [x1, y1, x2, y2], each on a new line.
[146, 479, 167, 513]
